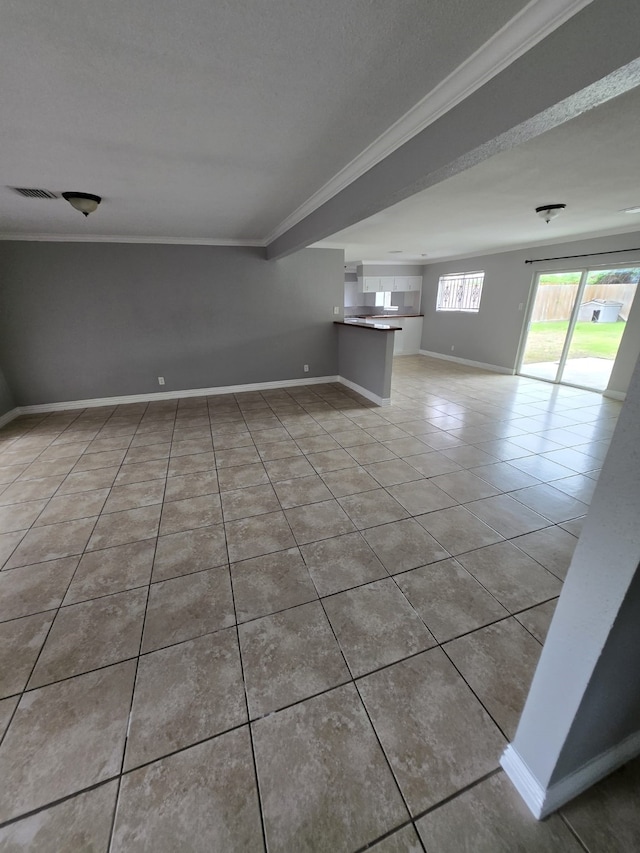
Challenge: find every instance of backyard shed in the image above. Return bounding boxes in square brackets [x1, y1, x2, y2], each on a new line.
[578, 299, 623, 323]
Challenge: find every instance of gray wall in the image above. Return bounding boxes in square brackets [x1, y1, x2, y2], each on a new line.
[337, 325, 394, 400]
[0, 243, 343, 406]
[421, 230, 640, 394]
[0, 367, 15, 417]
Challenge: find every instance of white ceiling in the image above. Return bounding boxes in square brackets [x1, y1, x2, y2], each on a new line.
[1, 0, 557, 241]
[317, 85, 640, 264]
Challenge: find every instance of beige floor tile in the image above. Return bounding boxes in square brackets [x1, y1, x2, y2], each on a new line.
[300, 532, 387, 596]
[130, 429, 173, 447]
[561, 756, 640, 853]
[0, 530, 25, 569]
[331, 427, 378, 448]
[381, 436, 433, 457]
[441, 445, 499, 469]
[470, 461, 540, 492]
[126, 628, 246, 769]
[416, 771, 583, 852]
[272, 474, 333, 508]
[550, 472, 597, 502]
[465, 494, 550, 539]
[367, 824, 424, 852]
[253, 683, 408, 852]
[0, 557, 78, 620]
[0, 476, 65, 507]
[358, 648, 505, 815]
[29, 587, 146, 688]
[35, 489, 110, 528]
[221, 483, 280, 522]
[17, 457, 77, 481]
[415, 505, 503, 556]
[215, 446, 261, 469]
[159, 493, 222, 535]
[170, 437, 213, 457]
[324, 578, 436, 677]
[166, 451, 215, 477]
[396, 559, 508, 642]
[560, 516, 585, 538]
[339, 489, 409, 529]
[430, 470, 501, 503]
[125, 442, 172, 464]
[0, 780, 118, 853]
[102, 479, 165, 514]
[0, 464, 28, 485]
[0, 660, 135, 823]
[4, 518, 95, 569]
[87, 504, 161, 551]
[511, 483, 589, 523]
[363, 518, 449, 573]
[445, 618, 543, 739]
[264, 455, 315, 482]
[239, 601, 349, 717]
[57, 466, 120, 495]
[294, 433, 340, 453]
[142, 566, 234, 652]
[152, 525, 227, 582]
[231, 548, 317, 622]
[321, 466, 380, 497]
[347, 443, 398, 465]
[387, 480, 457, 516]
[307, 448, 359, 474]
[217, 462, 269, 491]
[515, 598, 558, 644]
[508, 454, 575, 482]
[0, 499, 48, 534]
[285, 499, 355, 545]
[365, 458, 424, 487]
[0, 612, 55, 697]
[164, 469, 219, 501]
[512, 525, 578, 580]
[457, 541, 562, 612]
[115, 728, 263, 852]
[72, 449, 126, 472]
[64, 539, 156, 604]
[225, 511, 295, 562]
[366, 424, 410, 442]
[258, 439, 302, 461]
[114, 459, 168, 485]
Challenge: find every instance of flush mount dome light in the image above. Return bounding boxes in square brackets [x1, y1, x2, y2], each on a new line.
[62, 192, 101, 217]
[535, 203, 566, 224]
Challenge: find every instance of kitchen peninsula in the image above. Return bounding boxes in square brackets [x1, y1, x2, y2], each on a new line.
[334, 320, 400, 406]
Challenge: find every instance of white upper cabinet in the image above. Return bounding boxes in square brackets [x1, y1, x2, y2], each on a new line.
[359, 276, 384, 292]
[358, 274, 422, 292]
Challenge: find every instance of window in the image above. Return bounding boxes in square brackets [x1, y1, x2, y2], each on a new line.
[436, 271, 484, 312]
[374, 291, 392, 308]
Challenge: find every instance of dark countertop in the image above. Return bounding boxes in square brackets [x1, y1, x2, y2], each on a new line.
[349, 313, 424, 319]
[334, 320, 401, 331]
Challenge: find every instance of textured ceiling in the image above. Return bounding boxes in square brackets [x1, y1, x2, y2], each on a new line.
[318, 85, 640, 263]
[0, 0, 531, 239]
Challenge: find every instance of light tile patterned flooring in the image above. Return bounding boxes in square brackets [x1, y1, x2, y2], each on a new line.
[0, 355, 638, 851]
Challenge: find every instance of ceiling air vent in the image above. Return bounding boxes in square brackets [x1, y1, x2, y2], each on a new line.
[11, 187, 59, 199]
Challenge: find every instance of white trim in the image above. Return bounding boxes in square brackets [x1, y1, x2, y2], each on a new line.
[17, 376, 341, 414]
[338, 377, 390, 407]
[501, 731, 640, 819]
[603, 389, 626, 401]
[418, 349, 515, 375]
[265, 0, 593, 244]
[0, 408, 20, 429]
[0, 234, 265, 247]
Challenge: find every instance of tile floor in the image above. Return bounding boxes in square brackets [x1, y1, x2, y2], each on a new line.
[0, 355, 637, 851]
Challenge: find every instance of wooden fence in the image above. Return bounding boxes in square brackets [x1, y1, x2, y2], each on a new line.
[532, 283, 637, 322]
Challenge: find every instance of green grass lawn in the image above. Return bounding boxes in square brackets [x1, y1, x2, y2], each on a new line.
[523, 321, 626, 363]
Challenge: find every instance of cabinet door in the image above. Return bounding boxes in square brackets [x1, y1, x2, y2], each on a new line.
[406, 276, 423, 292]
[393, 276, 408, 291]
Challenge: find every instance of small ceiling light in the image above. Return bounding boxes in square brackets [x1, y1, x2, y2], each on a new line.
[62, 192, 101, 217]
[622, 206, 640, 214]
[535, 203, 566, 224]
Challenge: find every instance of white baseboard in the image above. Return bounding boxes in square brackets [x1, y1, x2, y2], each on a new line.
[4, 374, 394, 421]
[501, 730, 640, 819]
[418, 349, 515, 375]
[603, 389, 626, 401]
[0, 408, 20, 429]
[16, 376, 341, 415]
[338, 377, 390, 407]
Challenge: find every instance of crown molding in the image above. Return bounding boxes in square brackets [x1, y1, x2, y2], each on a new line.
[265, 0, 594, 245]
[0, 234, 266, 246]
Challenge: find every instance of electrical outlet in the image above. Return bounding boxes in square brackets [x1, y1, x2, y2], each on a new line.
[158, 376, 165, 385]
[333, 306, 340, 315]
[451, 346, 455, 352]
[303, 364, 309, 373]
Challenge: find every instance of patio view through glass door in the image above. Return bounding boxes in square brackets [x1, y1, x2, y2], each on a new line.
[520, 266, 640, 391]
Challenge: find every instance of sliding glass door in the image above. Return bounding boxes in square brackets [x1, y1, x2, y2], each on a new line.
[519, 266, 640, 391]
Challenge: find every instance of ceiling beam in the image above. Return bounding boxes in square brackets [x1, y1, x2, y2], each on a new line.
[266, 0, 640, 259]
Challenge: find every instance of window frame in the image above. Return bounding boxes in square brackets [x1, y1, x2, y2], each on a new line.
[436, 271, 485, 313]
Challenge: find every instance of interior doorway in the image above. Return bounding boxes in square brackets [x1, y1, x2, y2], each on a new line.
[519, 265, 640, 391]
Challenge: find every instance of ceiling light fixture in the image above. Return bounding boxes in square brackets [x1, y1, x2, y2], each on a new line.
[622, 206, 640, 214]
[535, 203, 566, 224]
[62, 192, 101, 217]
